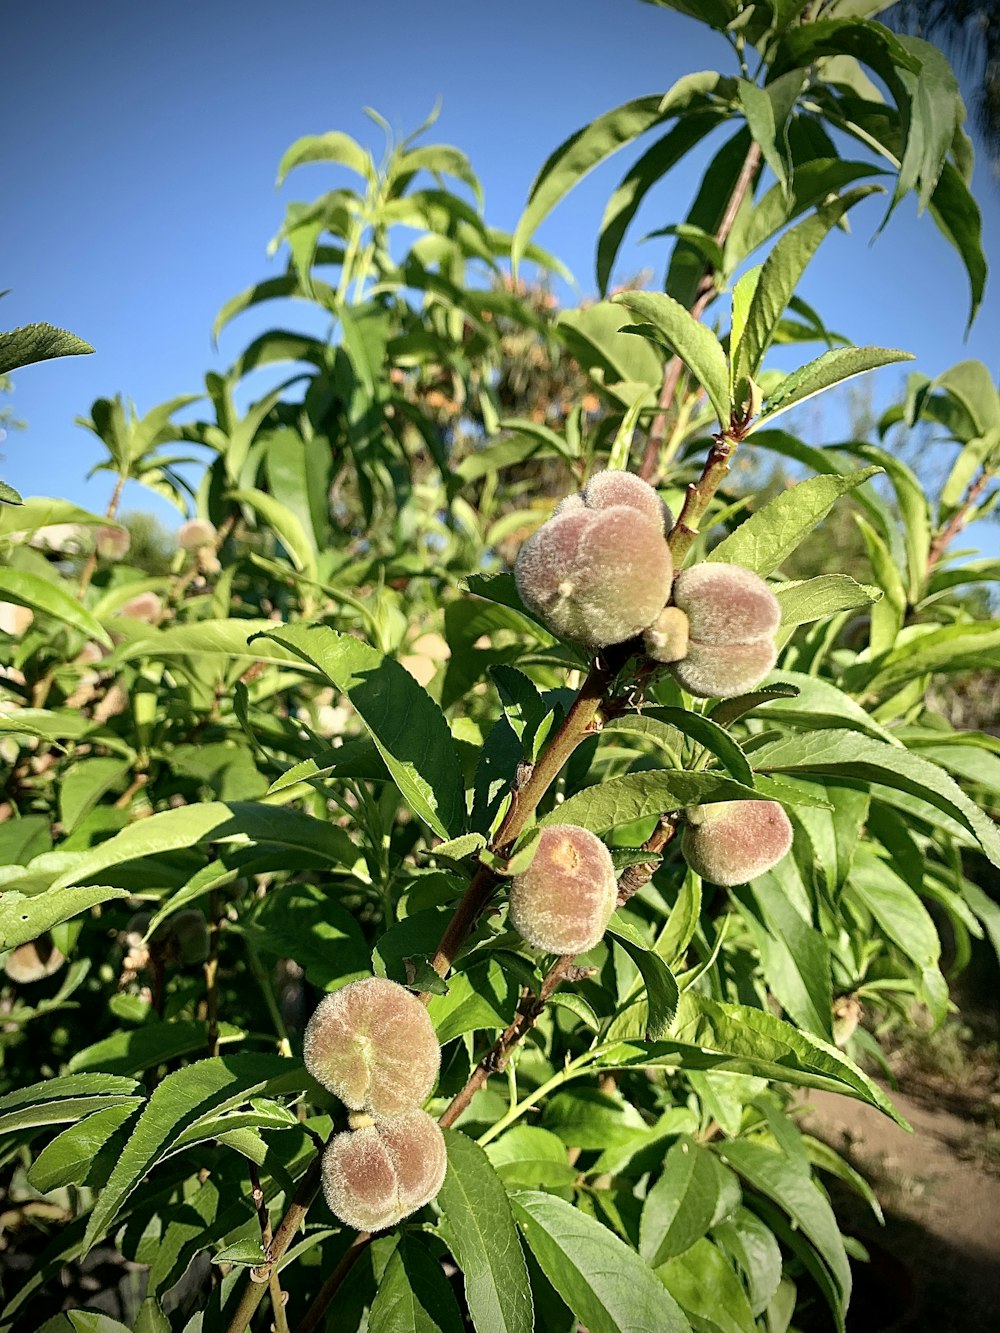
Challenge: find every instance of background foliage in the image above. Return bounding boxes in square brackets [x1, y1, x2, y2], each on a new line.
[1, 3, 998, 1330]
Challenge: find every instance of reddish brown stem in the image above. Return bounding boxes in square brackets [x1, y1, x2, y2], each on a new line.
[427, 646, 628, 981]
[926, 468, 992, 574]
[78, 472, 127, 596]
[296, 1232, 374, 1333]
[639, 140, 763, 483]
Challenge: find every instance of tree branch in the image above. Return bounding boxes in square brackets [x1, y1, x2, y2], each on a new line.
[639, 139, 762, 483]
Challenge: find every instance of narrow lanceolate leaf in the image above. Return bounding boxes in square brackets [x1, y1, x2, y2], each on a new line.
[83, 1054, 301, 1250]
[847, 622, 1000, 697]
[751, 729, 1000, 868]
[46, 801, 356, 894]
[717, 1138, 851, 1323]
[640, 1137, 720, 1265]
[752, 347, 914, 429]
[0, 885, 129, 952]
[511, 1190, 689, 1333]
[607, 914, 679, 1039]
[613, 290, 731, 426]
[514, 74, 727, 273]
[0, 567, 111, 647]
[275, 130, 371, 185]
[542, 771, 763, 835]
[0, 1074, 140, 1135]
[773, 575, 881, 638]
[732, 186, 880, 386]
[0, 479, 23, 504]
[256, 624, 465, 839]
[436, 1132, 533, 1333]
[368, 1236, 466, 1333]
[595, 993, 908, 1127]
[0, 323, 94, 375]
[707, 467, 880, 576]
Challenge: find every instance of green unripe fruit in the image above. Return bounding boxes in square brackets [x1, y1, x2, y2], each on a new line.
[668, 563, 780, 698]
[320, 1109, 447, 1232]
[303, 977, 440, 1116]
[681, 800, 793, 886]
[515, 475, 673, 648]
[509, 824, 618, 955]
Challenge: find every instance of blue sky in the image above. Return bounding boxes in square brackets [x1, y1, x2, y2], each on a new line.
[3, 0, 999, 553]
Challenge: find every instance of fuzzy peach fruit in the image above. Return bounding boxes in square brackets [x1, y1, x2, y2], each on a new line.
[508, 824, 618, 955]
[303, 977, 440, 1116]
[681, 800, 793, 885]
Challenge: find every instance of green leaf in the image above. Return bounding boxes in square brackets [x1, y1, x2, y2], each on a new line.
[0, 567, 111, 647]
[657, 1236, 756, 1333]
[752, 347, 913, 429]
[607, 914, 679, 1039]
[67, 1020, 245, 1077]
[245, 883, 369, 991]
[848, 853, 946, 1021]
[428, 961, 519, 1044]
[713, 1206, 783, 1317]
[738, 874, 832, 1038]
[369, 1236, 465, 1333]
[613, 290, 731, 425]
[597, 111, 725, 295]
[707, 467, 880, 576]
[229, 487, 317, 581]
[732, 187, 879, 384]
[276, 130, 370, 184]
[0, 323, 94, 376]
[716, 1138, 850, 1322]
[510, 1190, 689, 1333]
[512, 92, 680, 272]
[596, 992, 908, 1125]
[543, 771, 766, 835]
[0, 1073, 140, 1135]
[485, 1126, 579, 1191]
[738, 77, 796, 196]
[27, 1104, 139, 1193]
[60, 757, 130, 835]
[0, 479, 23, 505]
[255, 624, 465, 840]
[640, 1137, 720, 1264]
[45, 801, 356, 895]
[773, 575, 881, 638]
[436, 1131, 533, 1333]
[83, 1054, 300, 1250]
[751, 728, 1000, 867]
[0, 884, 129, 952]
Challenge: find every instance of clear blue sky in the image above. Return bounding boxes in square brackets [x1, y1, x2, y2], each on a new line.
[3, 0, 999, 551]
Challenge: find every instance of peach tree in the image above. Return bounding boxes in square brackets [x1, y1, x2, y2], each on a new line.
[2, 3, 999, 1331]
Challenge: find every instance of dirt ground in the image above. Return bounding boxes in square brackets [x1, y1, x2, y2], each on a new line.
[802, 1079, 1000, 1331]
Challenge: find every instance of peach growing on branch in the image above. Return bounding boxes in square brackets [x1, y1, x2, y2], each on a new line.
[665, 563, 780, 698]
[320, 1109, 448, 1232]
[303, 976, 440, 1116]
[508, 823, 618, 954]
[515, 472, 673, 648]
[680, 800, 793, 886]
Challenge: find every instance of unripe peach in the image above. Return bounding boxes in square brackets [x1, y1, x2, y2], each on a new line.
[321, 1109, 447, 1232]
[515, 492, 672, 648]
[508, 824, 618, 955]
[303, 977, 440, 1116]
[680, 800, 793, 886]
[95, 525, 130, 561]
[643, 606, 689, 664]
[668, 563, 780, 698]
[581, 470, 673, 535]
[177, 518, 217, 551]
